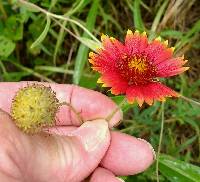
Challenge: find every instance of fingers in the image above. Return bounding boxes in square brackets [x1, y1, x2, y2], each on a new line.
[0, 82, 122, 127]
[0, 111, 111, 181]
[100, 131, 155, 176]
[90, 167, 124, 182]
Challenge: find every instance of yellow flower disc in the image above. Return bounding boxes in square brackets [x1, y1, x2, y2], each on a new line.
[11, 84, 59, 134]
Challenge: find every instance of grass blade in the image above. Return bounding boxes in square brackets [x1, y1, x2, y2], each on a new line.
[133, 0, 145, 31]
[150, 0, 169, 39]
[73, 0, 100, 84]
[31, 14, 51, 49]
[53, 0, 90, 65]
[175, 19, 200, 51]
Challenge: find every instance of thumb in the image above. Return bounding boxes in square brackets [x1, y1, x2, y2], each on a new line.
[55, 119, 111, 181]
[0, 109, 110, 182]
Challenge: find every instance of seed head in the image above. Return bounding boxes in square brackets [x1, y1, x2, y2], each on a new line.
[11, 84, 59, 134]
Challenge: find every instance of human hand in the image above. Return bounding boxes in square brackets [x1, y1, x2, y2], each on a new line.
[0, 82, 154, 182]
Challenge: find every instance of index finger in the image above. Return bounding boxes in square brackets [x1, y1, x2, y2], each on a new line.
[0, 82, 122, 127]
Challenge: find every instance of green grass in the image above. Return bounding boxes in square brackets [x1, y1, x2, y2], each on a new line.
[0, 0, 200, 181]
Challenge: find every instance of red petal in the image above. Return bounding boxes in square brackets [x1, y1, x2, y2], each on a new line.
[89, 35, 127, 74]
[125, 86, 144, 106]
[126, 82, 178, 106]
[156, 57, 189, 77]
[125, 30, 148, 56]
[100, 72, 129, 95]
[89, 51, 116, 73]
[145, 39, 174, 65]
[101, 34, 126, 60]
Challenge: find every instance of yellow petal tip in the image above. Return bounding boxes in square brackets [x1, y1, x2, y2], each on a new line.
[88, 59, 94, 64]
[97, 78, 104, 83]
[170, 47, 175, 52]
[136, 98, 144, 107]
[102, 83, 108, 87]
[158, 97, 166, 102]
[164, 40, 168, 46]
[127, 29, 133, 35]
[110, 37, 116, 41]
[142, 31, 147, 36]
[135, 30, 140, 34]
[146, 99, 153, 105]
[155, 36, 162, 41]
[184, 67, 190, 71]
[89, 51, 95, 58]
[101, 34, 107, 41]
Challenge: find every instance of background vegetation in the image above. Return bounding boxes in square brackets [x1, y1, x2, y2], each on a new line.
[0, 0, 200, 181]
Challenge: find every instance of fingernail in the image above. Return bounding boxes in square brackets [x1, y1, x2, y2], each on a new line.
[116, 177, 125, 182]
[70, 119, 110, 152]
[137, 138, 156, 160]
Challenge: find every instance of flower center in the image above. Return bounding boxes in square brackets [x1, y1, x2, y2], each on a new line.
[128, 56, 147, 73]
[116, 54, 156, 85]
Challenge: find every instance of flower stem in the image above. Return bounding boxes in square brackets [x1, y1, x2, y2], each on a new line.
[156, 102, 165, 182]
[60, 102, 83, 124]
[106, 97, 127, 122]
[180, 95, 200, 106]
[11, 61, 54, 82]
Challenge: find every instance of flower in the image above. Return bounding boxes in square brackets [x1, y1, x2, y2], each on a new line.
[89, 30, 189, 106]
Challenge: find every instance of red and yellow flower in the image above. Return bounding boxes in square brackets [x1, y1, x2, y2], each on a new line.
[89, 30, 189, 106]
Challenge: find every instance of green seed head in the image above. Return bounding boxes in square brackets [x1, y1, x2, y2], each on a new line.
[11, 84, 59, 134]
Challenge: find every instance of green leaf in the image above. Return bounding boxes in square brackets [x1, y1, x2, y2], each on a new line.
[159, 154, 200, 182]
[79, 73, 99, 89]
[160, 30, 183, 39]
[73, 0, 100, 84]
[30, 15, 51, 49]
[176, 136, 197, 154]
[0, 36, 15, 58]
[19, 6, 32, 23]
[0, 21, 4, 35]
[4, 16, 24, 41]
[133, 0, 145, 31]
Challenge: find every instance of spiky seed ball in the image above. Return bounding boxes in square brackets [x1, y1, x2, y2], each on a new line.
[11, 84, 59, 134]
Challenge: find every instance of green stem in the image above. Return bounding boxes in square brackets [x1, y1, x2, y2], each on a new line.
[52, 17, 97, 50]
[11, 61, 54, 82]
[60, 102, 83, 124]
[0, 60, 7, 74]
[156, 102, 165, 182]
[106, 97, 127, 122]
[180, 95, 200, 107]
